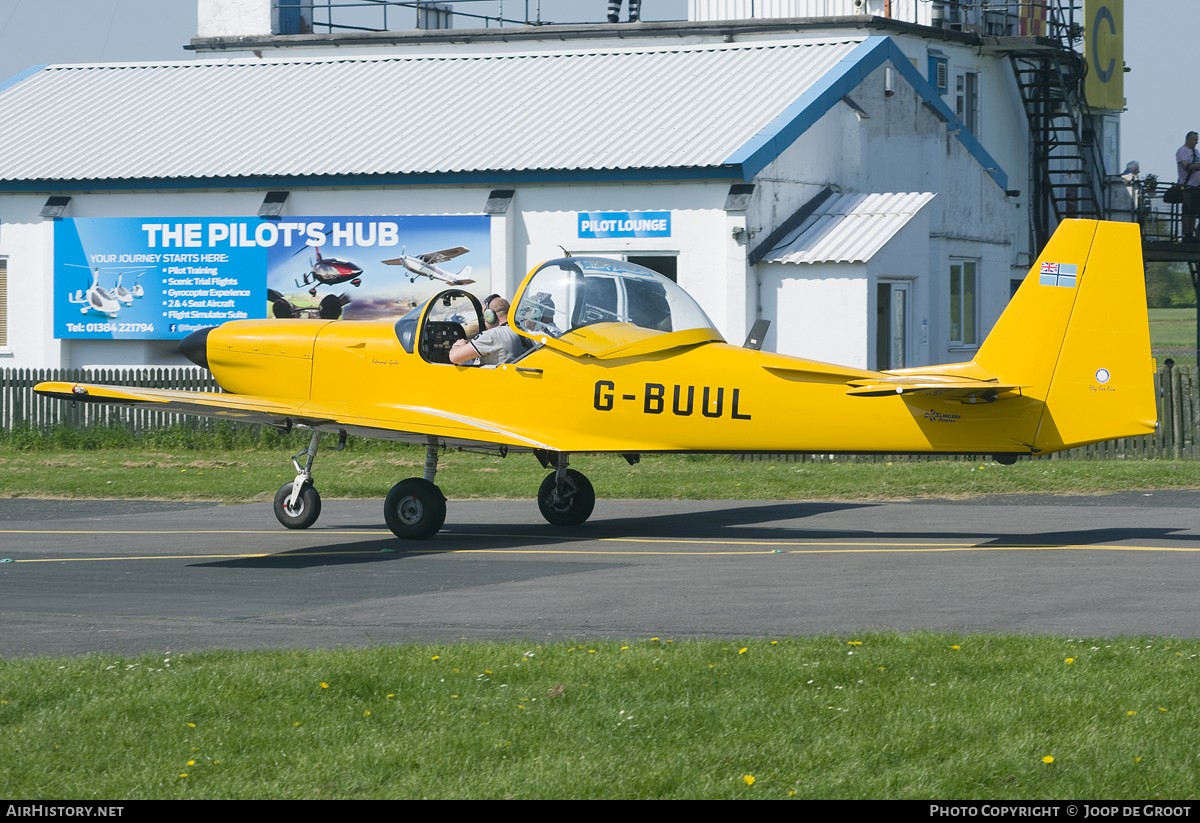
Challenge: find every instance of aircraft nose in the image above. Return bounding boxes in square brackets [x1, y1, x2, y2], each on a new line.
[179, 327, 215, 370]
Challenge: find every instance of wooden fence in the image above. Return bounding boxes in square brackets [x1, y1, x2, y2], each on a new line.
[2, 366, 1199, 460]
[1, 367, 222, 433]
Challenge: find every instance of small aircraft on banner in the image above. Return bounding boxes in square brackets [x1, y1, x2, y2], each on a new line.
[37, 221, 1155, 541]
[65, 264, 153, 318]
[382, 246, 475, 285]
[113, 272, 146, 306]
[295, 247, 364, 296]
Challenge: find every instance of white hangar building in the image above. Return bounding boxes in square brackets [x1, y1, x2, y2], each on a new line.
[0, 0, 1118, 373]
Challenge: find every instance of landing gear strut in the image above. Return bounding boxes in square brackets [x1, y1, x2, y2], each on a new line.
[537, 452, 595, 526]
[274, 429, 324, 529]
[384, 438, 447, 540]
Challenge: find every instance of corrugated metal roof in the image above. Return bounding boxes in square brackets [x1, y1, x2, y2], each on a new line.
[0, 38, 864, 182]
[761, 191, 936, 264]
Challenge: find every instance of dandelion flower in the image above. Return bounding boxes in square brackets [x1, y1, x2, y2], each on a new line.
[320, 682, 328, 689]
[1128, 711, 1137, 716]
[848, 641, 862, 646]
[952, 645, 960, 650]
[1042, 756, 1054, 764]
[187, 760, 195, 766]
[743, 775, 755, 785]
[739, 648, 748, 654]
[179, 773, 188, 778]
[1065, 658, 1074, 664]
[431, 656, 440, 661]
[364, 710, 371, 716]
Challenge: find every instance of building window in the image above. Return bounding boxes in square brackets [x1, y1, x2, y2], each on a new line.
[950, 260, 977, 346]
[928, 55, 948, 95]
[955, 71, 979, 137]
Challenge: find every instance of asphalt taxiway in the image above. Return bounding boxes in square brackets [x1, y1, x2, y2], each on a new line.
[2, 492, 1199, 656]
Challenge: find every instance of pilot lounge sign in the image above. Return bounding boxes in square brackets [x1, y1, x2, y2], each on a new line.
[577, 211, 671, 239]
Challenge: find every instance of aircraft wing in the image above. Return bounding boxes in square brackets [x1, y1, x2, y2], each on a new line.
[34, 382, 306, 426]
[417, 246, 469, 264]
[32, 382, 555, 451]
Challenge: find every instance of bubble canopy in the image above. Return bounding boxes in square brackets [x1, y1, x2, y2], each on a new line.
[512, 258, 720, 343]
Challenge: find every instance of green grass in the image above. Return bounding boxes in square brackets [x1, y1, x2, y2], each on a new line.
[3, 444, 1200, 501]
[3, 635, 1198, 799]
[1149, 307, 1197, 349]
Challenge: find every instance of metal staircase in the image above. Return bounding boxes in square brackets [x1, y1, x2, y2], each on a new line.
[1009, 2, 1107, 252]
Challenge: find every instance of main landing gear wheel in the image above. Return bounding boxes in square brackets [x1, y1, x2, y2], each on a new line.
[273, 482, 322, 529]
[538, 469, 596, 526]
[384, 478, 447, 540]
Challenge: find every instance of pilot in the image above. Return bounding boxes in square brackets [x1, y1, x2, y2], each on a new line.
[518, 292, 561, 337]
[449, 295, 524, 366]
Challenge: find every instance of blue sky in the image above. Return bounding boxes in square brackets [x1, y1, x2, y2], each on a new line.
[0, 0, 1182, 180]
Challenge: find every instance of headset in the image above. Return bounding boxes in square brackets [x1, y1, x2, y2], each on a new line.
[482, 293, 501, 326]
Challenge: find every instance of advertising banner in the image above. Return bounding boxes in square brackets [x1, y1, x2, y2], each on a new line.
[54, 215, 491, 339]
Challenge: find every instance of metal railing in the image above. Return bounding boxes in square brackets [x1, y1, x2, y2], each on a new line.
[276, 0, 549, 33]
[1134, 181, 1193, 246]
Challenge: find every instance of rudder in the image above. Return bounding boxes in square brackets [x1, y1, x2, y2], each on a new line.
[974, 219, 1155, 452]
[1035, 221, 1156, 450]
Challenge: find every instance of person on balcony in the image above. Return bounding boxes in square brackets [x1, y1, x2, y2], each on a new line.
[1176, 132, 1200, 242]
[607, 1, 640, 23]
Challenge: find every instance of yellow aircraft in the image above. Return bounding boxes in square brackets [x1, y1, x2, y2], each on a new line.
[35, 220, 1156, 540]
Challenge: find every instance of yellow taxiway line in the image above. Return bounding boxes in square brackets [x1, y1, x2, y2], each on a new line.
[3, 531, 1199, 563]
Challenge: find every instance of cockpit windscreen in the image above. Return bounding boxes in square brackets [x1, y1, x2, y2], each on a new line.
[514, 258, 716, 339]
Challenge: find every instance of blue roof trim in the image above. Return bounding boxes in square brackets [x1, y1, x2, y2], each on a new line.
[0, 165, 744, 193]
[0, 64, 47, 95]
[725, 36, 1007, 191]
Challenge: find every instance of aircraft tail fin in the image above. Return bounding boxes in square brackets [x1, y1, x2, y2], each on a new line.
[972, 219, 1156, 451]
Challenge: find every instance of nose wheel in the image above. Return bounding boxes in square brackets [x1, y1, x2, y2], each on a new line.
[273, 481, 322, 529]
[270, 429, 341, 530]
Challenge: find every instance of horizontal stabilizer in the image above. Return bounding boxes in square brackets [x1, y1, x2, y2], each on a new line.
[846, 375, 1025, 402]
